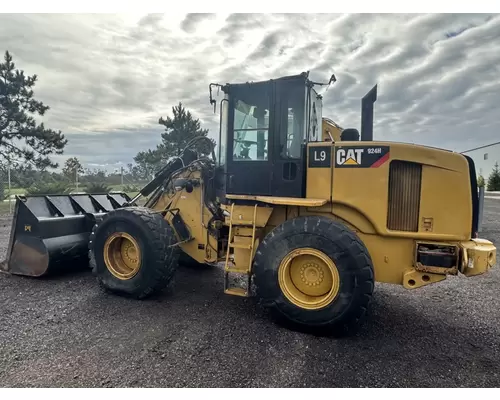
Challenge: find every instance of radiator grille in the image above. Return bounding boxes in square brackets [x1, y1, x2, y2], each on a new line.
[387, 160, 422, 232]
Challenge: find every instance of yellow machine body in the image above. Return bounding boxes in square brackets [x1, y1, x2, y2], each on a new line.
[153, 138, 495, 295]
[322, 118, 343, 142]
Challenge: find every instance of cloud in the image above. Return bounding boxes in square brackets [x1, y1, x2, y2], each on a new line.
[1, 13, 499, 171]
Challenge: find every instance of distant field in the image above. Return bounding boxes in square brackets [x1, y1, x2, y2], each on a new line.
[5, 188, 25, 195]
[0, 201, 12, 214]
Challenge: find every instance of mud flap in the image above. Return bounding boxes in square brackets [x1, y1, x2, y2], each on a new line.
[0, 193, 132, 277]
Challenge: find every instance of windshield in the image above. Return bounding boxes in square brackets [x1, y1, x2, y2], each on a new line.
[279, 81, 306, 159]
[232, 84, 270, 161]
[228, 76, 310, 162]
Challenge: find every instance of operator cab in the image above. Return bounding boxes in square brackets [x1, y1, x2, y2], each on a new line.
[214, 72, 323, 199]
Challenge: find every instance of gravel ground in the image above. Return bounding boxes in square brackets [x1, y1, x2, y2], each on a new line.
[0, 200, 499, 388]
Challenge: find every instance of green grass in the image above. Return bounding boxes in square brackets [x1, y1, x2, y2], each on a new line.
[5, 188, 25, 196]
[0, 201, 14, 214]
[109, 184, 124, 190]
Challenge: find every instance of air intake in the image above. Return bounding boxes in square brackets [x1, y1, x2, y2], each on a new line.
[387, 160, 422, 232]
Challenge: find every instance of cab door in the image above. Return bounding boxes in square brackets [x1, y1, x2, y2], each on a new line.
[270, 78, 307, 198]
[225, 81, 274, 196]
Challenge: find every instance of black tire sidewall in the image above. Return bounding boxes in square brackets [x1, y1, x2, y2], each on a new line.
[253, 215, 374, 331]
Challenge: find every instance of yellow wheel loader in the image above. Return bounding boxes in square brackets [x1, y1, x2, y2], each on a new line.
[2, 71, 496, 336]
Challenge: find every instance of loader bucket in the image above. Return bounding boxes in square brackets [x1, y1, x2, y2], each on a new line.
[1, 192, 132, 278]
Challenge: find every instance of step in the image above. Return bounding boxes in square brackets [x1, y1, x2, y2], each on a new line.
[229, 242, 252, 250]
[224, 287, 249, 297]
[230, 236, 254, 249]
[225, 267, 250, 274]
[230, 219, 254, 226]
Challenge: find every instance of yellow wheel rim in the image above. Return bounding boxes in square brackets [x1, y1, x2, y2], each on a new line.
[103, 232, 141, 280]
[278, 247, 340, 310]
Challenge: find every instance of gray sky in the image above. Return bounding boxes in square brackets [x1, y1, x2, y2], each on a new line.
[1, 13, 499, 172]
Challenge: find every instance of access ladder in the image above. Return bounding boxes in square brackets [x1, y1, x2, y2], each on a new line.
[224, 203, 258, 297]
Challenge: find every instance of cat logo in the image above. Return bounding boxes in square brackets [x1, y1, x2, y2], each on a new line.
[24, 224, 31, 232]
[336, 148, 364, 166]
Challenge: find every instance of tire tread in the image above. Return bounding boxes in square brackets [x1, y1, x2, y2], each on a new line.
[88, 206, 179, 299]
[252, 215, 375, 336]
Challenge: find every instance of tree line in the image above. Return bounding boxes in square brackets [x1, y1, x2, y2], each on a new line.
[0, 50, 214, 198]
[477, 163, 500, 191]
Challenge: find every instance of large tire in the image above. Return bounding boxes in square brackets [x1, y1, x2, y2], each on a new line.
[252, 215, 374, 336]
[88, 206, 179, 299]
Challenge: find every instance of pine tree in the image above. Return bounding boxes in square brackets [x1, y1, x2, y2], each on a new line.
[477, 174, 485, 188]
[62, 157, 84, 181]
[158, 102, 211, 157]
[134, 102, 215, 177]
[0, 50, 67, 170]
[487, 162, 500, 191]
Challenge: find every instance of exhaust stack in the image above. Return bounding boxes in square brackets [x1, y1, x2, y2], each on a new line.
[361, 84, 378, 142]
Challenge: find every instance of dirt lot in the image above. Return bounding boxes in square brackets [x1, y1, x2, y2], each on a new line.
[0, 200, 499, 388]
